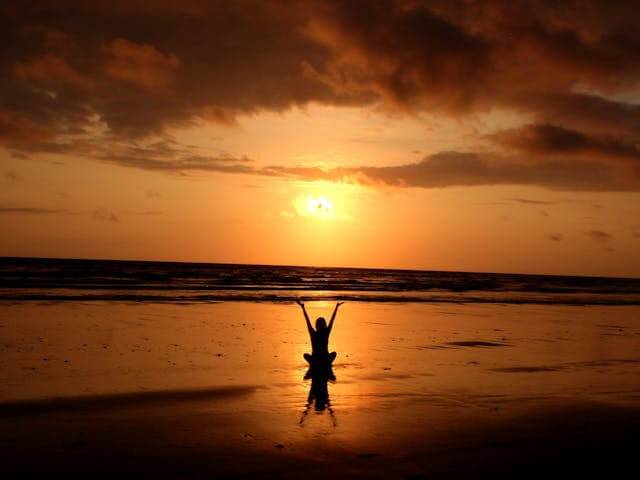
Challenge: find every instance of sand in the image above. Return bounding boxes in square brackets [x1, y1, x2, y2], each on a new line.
[1, 301, 640, 478]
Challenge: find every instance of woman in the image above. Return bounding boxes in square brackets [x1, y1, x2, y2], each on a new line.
[296, 300, 343, 366]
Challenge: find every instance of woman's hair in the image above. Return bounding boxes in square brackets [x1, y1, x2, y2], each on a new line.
[315, 317, 327, 330]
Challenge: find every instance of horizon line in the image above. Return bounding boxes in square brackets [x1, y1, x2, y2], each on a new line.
[1, 255, 638, 282]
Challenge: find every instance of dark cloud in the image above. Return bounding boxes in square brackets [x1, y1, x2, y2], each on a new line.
[585, 230, 612, 242]
[145, 190, 162, 199]
[3, 1, 640, 190]
[103, 153, 253, 173]
[312, 1, 640, 131]
[4, 170, 22, 181]
[309, 0, 490, 113]
[0, 206, 62, 214]
[510, 198, 554, 205]
[93, 210, 120, 223]
[493, 123, 640, 164]
[0, 1, 364, 141]
[8, 132, 639, 191]
[10, 136, 254, 174]
[517, 92, 640, 139]
[264, 152, 640, 191]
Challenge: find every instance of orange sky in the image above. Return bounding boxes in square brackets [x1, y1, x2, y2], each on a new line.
[2, 1, 640, 277]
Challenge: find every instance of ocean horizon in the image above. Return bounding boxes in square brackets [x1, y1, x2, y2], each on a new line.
[2, 256, 640, 305]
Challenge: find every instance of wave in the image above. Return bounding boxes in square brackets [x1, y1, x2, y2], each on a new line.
[2, 257, 640, 305]
[2, 290, 640, 305]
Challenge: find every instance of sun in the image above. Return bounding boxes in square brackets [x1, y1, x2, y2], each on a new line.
[293, 194, 335, 220]
[307, 196, 334, 218]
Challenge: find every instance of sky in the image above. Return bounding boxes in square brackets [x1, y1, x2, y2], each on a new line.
[1, 0, 640, 277]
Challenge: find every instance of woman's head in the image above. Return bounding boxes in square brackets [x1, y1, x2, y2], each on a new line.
[315, 317, 327, 331]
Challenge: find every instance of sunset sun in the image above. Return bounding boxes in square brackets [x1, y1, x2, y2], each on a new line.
[291, 194, 336, 220]
[306, 195, 333, 219]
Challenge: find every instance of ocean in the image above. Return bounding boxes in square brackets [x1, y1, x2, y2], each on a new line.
[2, 256, 640, 305]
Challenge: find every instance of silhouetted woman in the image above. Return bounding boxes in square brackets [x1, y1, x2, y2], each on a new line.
[296, 301, 343, 366]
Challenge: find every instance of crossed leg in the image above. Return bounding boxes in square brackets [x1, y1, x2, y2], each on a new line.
[304, 352, 337, 363]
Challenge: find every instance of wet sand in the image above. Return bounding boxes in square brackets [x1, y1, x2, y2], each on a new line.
[1, 301, 640, 478]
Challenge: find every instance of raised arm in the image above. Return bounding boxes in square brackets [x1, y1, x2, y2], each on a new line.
[328, 302, 344, 333]
[296, 300, 313, 334]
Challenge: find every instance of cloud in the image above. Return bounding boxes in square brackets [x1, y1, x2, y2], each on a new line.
[104, 39, 181, 90]
[93, 209, 120, 222]
[493, 123, 640, 164]
[3, 1, 640, 191]
[547, 233, 563, 242]
[8, 132, 640, 191]
[9, 136, 254, 174]
[509, 198, 554, 205]
[1, 1, 360, 140]
[265, 151, 640, 191]
[585, 229, 612, 242]
[0, 206, 62, 214]
[308, 0, 490, 113]
[310, 1, 640, 125]
[4, 170, 22, 181]
[145, 190, 162, 199]
[2, 1, 640, 135]
[516, 92, 640, 139]
[14, 54, 90, 88]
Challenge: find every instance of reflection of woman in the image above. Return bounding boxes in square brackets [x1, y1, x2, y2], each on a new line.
[296, 301, 343, 365]
[300, 368, 337, 426]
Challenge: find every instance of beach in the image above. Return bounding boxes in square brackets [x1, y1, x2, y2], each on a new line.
[2, 300, 640, 478]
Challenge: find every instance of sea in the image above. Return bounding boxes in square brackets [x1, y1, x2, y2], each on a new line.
[1, 256, 640, 305]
